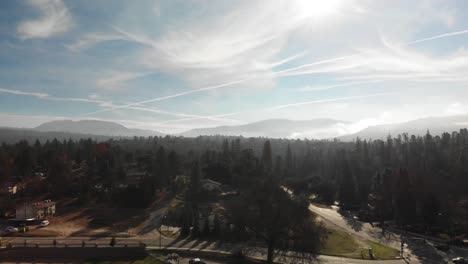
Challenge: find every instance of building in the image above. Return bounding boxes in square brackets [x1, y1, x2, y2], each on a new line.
[16, 200, 56, 220]
[121, 163, 147, 187]
[126, 170, 146, 186]
[200, 179, 222, 193]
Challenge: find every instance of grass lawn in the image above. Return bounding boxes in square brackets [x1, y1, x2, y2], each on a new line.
[320, 229, 361, 258]
[364, 240, 400, 260]
[319, 229, 400, 260]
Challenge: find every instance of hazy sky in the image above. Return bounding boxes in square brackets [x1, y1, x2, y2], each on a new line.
[1, 0, 468, 134]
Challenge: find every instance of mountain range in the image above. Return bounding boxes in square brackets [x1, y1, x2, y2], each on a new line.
[180, 118, 349, 138]
[1, 115, 468, 143]
[35, 120, 161, 137]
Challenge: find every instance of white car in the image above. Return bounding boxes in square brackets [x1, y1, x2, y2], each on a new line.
[189, 258, 206, 264]
[40, 220, 50, 227]
[453, 257, 468, 264]
[5, 226, 18, 232]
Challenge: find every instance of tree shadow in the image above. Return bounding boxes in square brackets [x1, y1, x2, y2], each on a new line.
[403, 237, 446, 264]
[337, 208, 363, 232]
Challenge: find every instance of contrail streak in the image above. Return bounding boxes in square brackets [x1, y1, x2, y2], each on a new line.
[276, 28, 468, 78]
[297, 80, 382, 92]
[265, 93, 394, 111]
[80, 77, 253, 117]
[158, 93, 394, 125]
[405, 29, 468, 46]
[80, 28, 468, 118]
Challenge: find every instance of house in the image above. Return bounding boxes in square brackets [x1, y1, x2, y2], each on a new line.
[121, 163, 147, 187]
[126, 170, 146, 186]
[200, 179, 222, 193]
[16, 200, 56, 220]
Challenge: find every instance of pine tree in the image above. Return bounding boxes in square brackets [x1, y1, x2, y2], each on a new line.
[262, 140, 273, 172]
[203, 216, 210, 236]
[213, 214, 220, 235]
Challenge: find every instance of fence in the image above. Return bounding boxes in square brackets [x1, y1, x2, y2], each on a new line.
[0, 240, 148, 262]
[1, 239, 146, 249]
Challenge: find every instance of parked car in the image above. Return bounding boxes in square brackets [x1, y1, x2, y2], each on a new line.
[40, 220, 50, 227]
[453, 257, 468, 264]
[189, 258, 206, 264]
[5, 226, 18, 232]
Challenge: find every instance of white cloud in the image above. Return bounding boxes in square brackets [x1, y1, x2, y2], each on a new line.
[447, 102, 468, 115]
[288, 111, 394, 139]
[17, 0, 72, 40]
[104, 0, 354, 88]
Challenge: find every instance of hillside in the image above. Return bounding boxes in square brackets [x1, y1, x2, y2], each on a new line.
[35, 120, 162, 137]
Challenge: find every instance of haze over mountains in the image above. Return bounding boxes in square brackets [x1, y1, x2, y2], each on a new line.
[180, 119, 349, 139]
[1, 115, 468, 143]
[35, 120, 161, 137]
[340, 115, 468, 140]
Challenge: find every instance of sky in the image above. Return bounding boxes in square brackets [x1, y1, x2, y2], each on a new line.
[1, 0, 468, 136]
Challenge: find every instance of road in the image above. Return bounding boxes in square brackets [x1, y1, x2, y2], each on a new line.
[309, 204, 400, 247]
[2, 197, 466, 263]
[2, 236, 411, 264]
[308, 203, 468, 264]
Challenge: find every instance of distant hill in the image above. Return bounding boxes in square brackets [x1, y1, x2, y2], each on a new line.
[35, 120, 162, 137]
[181, 118, 350, 139]
[340, 115, 468, 141]
[0, 127, 114, 144]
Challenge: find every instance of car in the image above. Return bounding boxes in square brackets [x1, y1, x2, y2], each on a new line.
[40, 220, 50, 227]
[189, 258, 206, 264]
[5, 226, 18, 232]
[453, 257, 468, 264]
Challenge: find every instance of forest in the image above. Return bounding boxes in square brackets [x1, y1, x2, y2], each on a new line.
[1, 129, 467, 240]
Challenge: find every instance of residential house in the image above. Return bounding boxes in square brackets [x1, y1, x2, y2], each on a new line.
[16, 200, 56, 220]
[200, 179, 222, 193]
[116, 163, 147, 188]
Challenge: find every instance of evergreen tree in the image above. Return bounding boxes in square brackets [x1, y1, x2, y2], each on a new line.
[261, 140, 273, 172]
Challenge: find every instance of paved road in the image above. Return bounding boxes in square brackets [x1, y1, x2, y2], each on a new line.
[309, 204, 400, 247]
[2, 200, 466, 263]
[2, 236, 411, 263]
[308, 203, 468, 264]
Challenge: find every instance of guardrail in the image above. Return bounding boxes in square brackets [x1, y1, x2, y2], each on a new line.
[0, 239, 146, 249]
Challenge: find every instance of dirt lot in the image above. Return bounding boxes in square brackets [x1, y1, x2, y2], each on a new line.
[34, 191, 168, 238]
